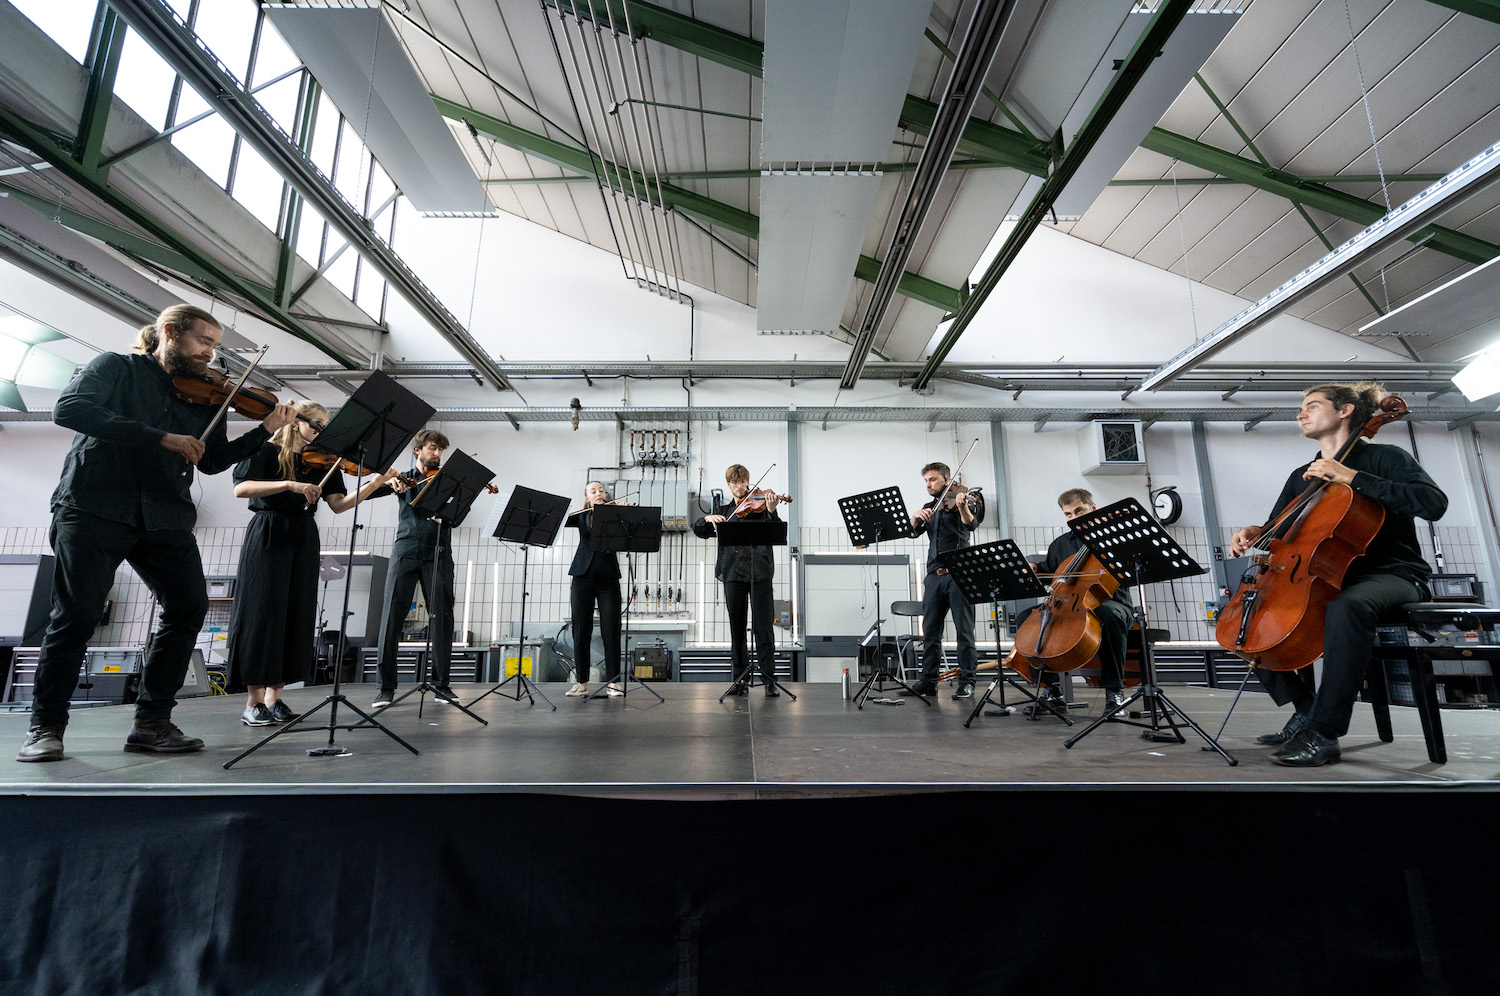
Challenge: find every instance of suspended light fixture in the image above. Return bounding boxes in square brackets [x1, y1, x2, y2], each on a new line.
[0, 315, 78, 412]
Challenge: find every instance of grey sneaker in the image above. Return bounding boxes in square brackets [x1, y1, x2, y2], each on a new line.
[241, 703, 273, 726]
[17, 725, 65, 763]
[1104, 689, 1129, 715]
[372, 689, 394, 709]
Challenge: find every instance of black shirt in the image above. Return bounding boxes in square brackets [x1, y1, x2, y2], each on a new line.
[1035, 532, 1133, 607]
[566, 509, 622, 580]
[913, 493, 985, 574]
[692, 503, 778, 583]
[233, 441, 347, 516]
[50, 351, 270, 531]
[1265, 438, 1448, 585]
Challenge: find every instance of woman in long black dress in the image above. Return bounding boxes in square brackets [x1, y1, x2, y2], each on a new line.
[228, 401, 398, 725]
[565, 481, 624, 698]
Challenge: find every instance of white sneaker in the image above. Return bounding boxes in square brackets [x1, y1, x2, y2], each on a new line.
[606, 682, 625, 697]
[565, 682, 589, 697]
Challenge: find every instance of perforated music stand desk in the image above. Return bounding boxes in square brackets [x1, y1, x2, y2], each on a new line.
[586, 505, 665, 702]
[1060, 498, 1236, 765]
[384, 450, 494, 724]
[712, 518, 795, 700]
[936, 539, 1052, 725]
[225, 372, 434, 769]
[473, 486, 571, 711]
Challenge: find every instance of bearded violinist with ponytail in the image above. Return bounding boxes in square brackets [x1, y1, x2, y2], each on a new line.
[227, 401, 401, 727]
[18, 305, 298, 763]
[1227, 383, 1447, 767]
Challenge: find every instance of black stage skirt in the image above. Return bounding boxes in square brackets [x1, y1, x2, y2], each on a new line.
[227, 509, 321, 688]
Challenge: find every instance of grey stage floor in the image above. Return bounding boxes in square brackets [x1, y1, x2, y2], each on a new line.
[3, 680, 1498, 795]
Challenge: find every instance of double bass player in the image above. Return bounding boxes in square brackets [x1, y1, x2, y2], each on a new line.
[1228, 383, 1447, 767]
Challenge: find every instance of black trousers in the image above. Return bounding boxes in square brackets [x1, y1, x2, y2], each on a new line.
[570, 575, 622, 682]
[723, 580, 776, 683]
[920, 572, 976, 683]
[32, 507, 208, 728]
[1256, 572, 1423, 739]
[1011, 598, 1132, 689]
[376, 553, 454, 689]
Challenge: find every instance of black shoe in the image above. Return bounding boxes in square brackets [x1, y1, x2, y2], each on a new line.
[901, 684, 937, 698]
[16, 724, 65, 763]
[1268, 728, 1341, 767]
[1255, 711, 1308, 746]
[953, 682, 974, 700]
[764, 683, 780, 698]
[268, 701, 298, 723]
[371, 690, 394, 709]
[241, 703, 273, 727]
[433, 685, 458, 704]
[1104, 689, 1129, 715]
[124, 719, 204, 754]
[726, 684, 749, 697]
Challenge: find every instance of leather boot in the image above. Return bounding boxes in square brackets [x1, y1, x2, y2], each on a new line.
[124, 718, 205, 754]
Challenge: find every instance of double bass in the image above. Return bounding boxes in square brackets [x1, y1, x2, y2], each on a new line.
[1215, 395, 1409, 671]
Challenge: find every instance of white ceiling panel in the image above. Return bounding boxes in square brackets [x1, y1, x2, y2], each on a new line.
[758, 172, 882, 330]
[761, 0, 931, 163]
[266, 6, 489, 214]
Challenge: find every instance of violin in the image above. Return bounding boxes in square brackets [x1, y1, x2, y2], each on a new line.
[1216, 395, 1409, 671]
[171, 368, 279, 420]
[396, 466, 499, 495]
[298, 450, 387, 479]
[731, 489, 792, 516]
[938, 484, 983, 512]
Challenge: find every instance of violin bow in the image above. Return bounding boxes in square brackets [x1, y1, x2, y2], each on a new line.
[180, 344, 268, 477]
[931, 438, 980, 511]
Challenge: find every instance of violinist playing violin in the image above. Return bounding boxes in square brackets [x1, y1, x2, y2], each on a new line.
[907, 462, 985, 700]
[227, 401, 401, 727]
[18, 304, 297, 763]
[692, 464, 783, 697]
[1228, 383, 1447, 767]
[564, 481, 625, 698]
[366, 429, 461, 709]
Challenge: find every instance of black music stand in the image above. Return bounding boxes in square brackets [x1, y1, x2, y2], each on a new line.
[383, 450, 491, 726]
[586, 504, 665, 703]
[936, 539, 1054, 727]
[225, 371, 432, 768]
[471, 486, 569, 711]
[838, 487, 924, 708]
[1060, 498, 1237, 765]
[713, 518, 796, 702]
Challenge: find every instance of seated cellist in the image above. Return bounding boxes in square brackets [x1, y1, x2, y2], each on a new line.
[1229, 383, 1447, 767]
[1017, 489, 1133, 716]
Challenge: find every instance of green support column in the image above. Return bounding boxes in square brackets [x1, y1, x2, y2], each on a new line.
[277, 76, 320, 310]
[77, 6, 127, 176]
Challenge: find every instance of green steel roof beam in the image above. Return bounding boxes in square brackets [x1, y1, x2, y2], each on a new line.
[439, 97, 967, 314]
[898, 96, 1051, 176]
[914, 0, 1196, 390]
[276, 76, 320, 310]
[1141, 128, 1499, 265]
[549, 0, 763, 78]
[77, 6, 126, 175]
[0, 104, 359, 367]
[1191, 71, 1416, 359]
[1424, 1, 1500, 25]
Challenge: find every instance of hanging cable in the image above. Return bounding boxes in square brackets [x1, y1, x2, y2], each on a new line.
[1169, 159, 1202, 343]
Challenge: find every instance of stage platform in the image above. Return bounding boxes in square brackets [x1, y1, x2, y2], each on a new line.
[1, 681, 1497, 793]
[4, 683, 1499, 995]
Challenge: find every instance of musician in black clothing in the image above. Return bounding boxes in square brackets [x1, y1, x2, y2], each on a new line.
[1229, 383, 1448, 767]
[17, 304, 296, 763]
[692, 464, 782, 697]
[1016, 489, 1133, 715]
[368, 429, 457, 709]
[565, 481, 623, 698]
[907, 462, 984, 700]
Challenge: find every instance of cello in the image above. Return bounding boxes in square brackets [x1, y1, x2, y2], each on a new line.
[1008, 544, 1122, 680]
[1215, 394, 1409, 670]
